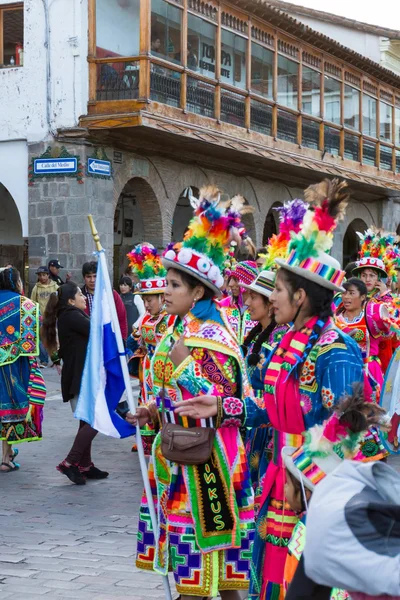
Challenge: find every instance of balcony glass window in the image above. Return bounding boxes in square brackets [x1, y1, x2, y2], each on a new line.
[251, 100, 272, 135]
[187, 77, 215, 118]
[251, 43, 273, 99]
[363, 140, 377, 166]
[344, 133, 360, 162]
[302, 67, 320, 117]
[220, 89, 245, 127]
[344, 85, 360, 130]
[324, 126, 340, 156]
[302, 118, 319, 149]
[187, 13, 216, 77]
[277, 56, 298, 109]
[96, 0, 139, 57]
[1, 6, 24, 66]
[277, 110, 297, 144]
[380, 145, 393, 171]
[324, 76, 341, 125]
[396, 150, 400, 174]
[380, 101, 392, 142]
[362, 94, 377, 137]
[395, 108, 400, 146]
[221, 30, 247, 90]
[151, 0, 182, 65]
[150, 63, 181, 106]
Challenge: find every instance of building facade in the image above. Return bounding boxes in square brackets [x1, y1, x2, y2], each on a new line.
[1, 0, 400, 289]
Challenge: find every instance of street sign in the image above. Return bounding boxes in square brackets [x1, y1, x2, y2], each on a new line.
[87, 158, 112, 177]
[34, 157, 78, 174]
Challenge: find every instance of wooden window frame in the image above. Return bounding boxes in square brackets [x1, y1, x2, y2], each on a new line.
[88, 0, 400, 175]
[0, 3, 24, 67]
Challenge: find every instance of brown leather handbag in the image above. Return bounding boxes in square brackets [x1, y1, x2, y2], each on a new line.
[159, 352, 215, 465]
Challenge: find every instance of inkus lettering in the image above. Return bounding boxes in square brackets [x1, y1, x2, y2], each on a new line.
[203, 463, 225, 530]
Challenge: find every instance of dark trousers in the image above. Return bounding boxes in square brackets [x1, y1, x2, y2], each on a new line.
[66, 420, 98, 467]
[286, 556, 332, 600]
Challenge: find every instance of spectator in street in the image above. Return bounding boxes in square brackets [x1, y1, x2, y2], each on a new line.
[81, 261, 128, 340]
[31, 267, 59, 315]
[48, 259, 71, 286]
[31, 266, 59, 367]
[0, 267, 45, 471]
[42, 282, 108, 485]
[119, 276, 145, 333]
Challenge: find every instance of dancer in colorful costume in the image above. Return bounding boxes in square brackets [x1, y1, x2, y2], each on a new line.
[172, 179, 366, 599]
[242, 199, 308, 495]
[221, 260, 259, 343]
[126, 243, 173, 455]
[335, 278, 391, 408]
[130, 186, 256, 599]
[282, 385, 388, 600]
[352, 229, 400, 373]
[0, 267, 45, 471]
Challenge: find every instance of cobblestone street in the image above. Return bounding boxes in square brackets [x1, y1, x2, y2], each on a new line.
[0, 369, 176, 600]
[1, 369, 399, 600]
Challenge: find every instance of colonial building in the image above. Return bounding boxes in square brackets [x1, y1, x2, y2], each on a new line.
[1, 0, 400, 288]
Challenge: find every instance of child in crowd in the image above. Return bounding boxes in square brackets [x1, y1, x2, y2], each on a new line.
[31, 266, 59, 367]
[119, 276, 145, 334]
[282, 386, 387, 600]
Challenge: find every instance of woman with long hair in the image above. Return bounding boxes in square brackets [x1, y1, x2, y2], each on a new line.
[0, 267, 45, 471]
[241, 270, 287, 493]
[128, 187, 256, 600]
[42, 282, 108, 485]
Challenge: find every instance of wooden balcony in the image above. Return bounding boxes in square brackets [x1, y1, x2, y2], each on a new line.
[80, 0, 400, 196]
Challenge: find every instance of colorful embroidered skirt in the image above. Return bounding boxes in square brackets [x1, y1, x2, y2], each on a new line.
[137, 432, 255, 597]
[0, 357, 45, 444]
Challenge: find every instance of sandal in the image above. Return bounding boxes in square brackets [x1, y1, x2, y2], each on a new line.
[0, 461, 19, 472]
[10, 448, 19, 461]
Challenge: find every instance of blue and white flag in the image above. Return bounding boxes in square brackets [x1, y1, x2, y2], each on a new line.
[75, 252, 136, 438]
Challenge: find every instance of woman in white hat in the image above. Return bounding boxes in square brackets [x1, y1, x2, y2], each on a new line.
[128, 187, 257, 600]
[241, 270, 287, 493]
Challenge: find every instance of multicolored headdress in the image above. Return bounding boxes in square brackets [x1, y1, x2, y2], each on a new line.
[282, 385, 388, 491]
[353, 228, 400, 280]
[127, 243, 167, 294]
[262, 199, 308, 271]
[276, 178, 349, 292]
[162, 186, 254, 296]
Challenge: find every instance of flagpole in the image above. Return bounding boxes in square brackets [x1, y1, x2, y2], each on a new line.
[87, 216, 172, 600]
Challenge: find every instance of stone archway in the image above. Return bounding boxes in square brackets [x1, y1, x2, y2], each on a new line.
[343, 218, 368, 266]
[262, 202, 282, 246]
[171, 187, 200, 240]
[0, 182, 24, 274]
[113, 177, 163, 285]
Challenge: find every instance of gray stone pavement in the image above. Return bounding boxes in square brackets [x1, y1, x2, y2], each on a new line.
[1, 368, 399, 600]
[0, 368, 177, 600]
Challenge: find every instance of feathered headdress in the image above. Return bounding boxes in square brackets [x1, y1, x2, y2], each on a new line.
[262, 198, 308, 271]
[282, 384, 388, 491]
[276, 178, 349, 292]
[353, 227, 399, 280]
[163, 186, 254, 295]
[127, 243, 167, 294]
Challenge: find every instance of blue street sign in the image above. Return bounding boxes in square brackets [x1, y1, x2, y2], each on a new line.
[87, 158, 112, 177]
[34, 157, 78, 175]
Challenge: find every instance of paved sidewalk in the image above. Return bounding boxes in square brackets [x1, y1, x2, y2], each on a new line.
[0, 368, 176, 600]
[1, 368, 399, 599]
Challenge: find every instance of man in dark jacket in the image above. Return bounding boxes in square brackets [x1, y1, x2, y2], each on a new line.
[81, 261, 128, 340]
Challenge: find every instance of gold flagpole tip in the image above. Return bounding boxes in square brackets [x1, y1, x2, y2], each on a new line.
[87, 215, 103, 252]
